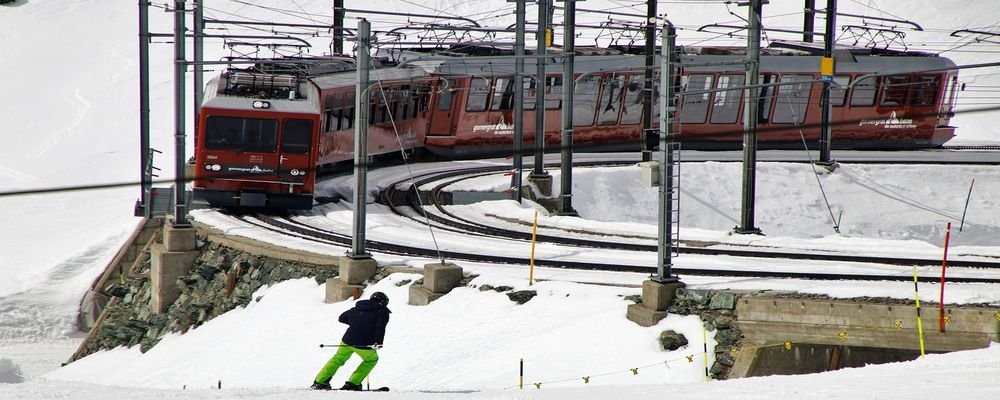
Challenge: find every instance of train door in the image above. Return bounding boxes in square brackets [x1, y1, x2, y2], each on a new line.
[278, 118, 316, 192]
[428, 78, 458, 136]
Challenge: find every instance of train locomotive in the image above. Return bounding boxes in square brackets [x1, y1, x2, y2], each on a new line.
[192, 45, 960, 210]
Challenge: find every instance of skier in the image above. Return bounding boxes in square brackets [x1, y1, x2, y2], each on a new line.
[311, 291, 391, 391]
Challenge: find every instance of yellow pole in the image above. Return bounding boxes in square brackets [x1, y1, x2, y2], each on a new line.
[519, 358, 524, 389]
[912, 266, 926, 356]
[529, 210, 538, 285]
[702, 325, 710, 382]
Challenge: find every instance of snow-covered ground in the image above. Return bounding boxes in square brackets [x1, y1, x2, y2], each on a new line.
[1, 0, 999, 398]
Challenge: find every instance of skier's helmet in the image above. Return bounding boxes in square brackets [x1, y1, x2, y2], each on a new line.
[370, 291, 389, 306]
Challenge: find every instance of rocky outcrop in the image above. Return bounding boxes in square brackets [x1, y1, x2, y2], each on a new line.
[75, 242, 335, 359]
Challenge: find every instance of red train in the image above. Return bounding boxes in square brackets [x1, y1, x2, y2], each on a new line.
[193, 46, 960, 209]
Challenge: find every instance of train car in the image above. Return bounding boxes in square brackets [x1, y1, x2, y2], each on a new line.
[419, 45, 958, 155]
[193, 66, 325, 209]
[192, 46, 960, 210]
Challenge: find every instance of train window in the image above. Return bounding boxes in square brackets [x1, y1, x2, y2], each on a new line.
[398, 86, 411, 121]
[438, 79, 455, 111]
[324, 94, 336, 132]
[598, 75, 626, 126]
[205, 116, 278, 153]
[850, 76, 876, 107]
[491, 78, 515, 111]
[830, 76, 850, 106]
[621, 75, 644, 125]
[573, 75, 600, 126]
[281, 119, 312, 155]
[711, 74, 745, 124]
[545, 76, 562, 110]
[880, 75, 909, 107]
[910, 75, 940, 106]
[757, 73, 775, 123]
[343, 92, 355, 130]
[418, 83, 431, 113]
[523, 79, 537, 110]
[680, 74, 713, 124]
[466, 78, 490, 112]
[772, 75, 812, 124]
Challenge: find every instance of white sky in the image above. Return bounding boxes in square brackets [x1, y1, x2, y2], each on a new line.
[1, 1, 999, 399]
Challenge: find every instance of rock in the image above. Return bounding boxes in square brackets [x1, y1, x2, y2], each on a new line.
[506, 290, 537, 304]
[658, 330, 689, 351]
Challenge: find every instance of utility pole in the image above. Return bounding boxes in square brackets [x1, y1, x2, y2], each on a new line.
[193, 0, 204, 149]
[532, 0, 549, 178]
[137, 0, 151, 218]
[172, 0, 188, 226]
[736, 0, 762, 235]
[558, 0, 577, 216]
[803, 0, 816, 43]
[333, 0, 345, 54]
[641, 0, 656, 162]
[656, 22, 679, 283]
[510, 0, 527, 203]
[818, 0, 837, 164]
[351, 19, 372, 258]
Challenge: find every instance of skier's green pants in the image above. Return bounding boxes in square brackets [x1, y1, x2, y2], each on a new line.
[314, 342, 380, 385]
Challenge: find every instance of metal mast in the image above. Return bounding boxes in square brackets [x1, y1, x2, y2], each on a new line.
[641, 0, 657, 162]
[511, 0, 527, 203]
[818, 0, 838, 164]
[172, 0, 188, 226]
[558, 0, 577, 216]
[351, 19, 372, 258]
[532, 0, 549, 177]
[736, 0, 762, 235]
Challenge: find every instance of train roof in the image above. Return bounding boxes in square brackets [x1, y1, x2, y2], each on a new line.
[201, 74, 320, 114]
[309, 66, 431, 90]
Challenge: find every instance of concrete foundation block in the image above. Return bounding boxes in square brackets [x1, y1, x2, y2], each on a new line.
[528, 174, 553, 198]
[627, 303, 669, 327]
[325, 278, 364, 304]
[642, 279, 685, 311]
[408, 284, 446, 306]
[163, 223, 197, 252]
[423, 262, 463, 293]
[150, 244, 199, 314]
[339, 256, 377, 285]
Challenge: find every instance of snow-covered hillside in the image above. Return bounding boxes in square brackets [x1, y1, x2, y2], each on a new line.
[1, 1, 999, 398]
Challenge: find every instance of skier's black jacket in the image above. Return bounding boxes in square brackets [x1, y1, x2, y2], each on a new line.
[339, 299, 391, 347]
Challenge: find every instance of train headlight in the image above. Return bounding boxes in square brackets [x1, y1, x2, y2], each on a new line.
[251, 100, 271, 109]
[209, 164, 221, 171]
[290, 169, 301, 176]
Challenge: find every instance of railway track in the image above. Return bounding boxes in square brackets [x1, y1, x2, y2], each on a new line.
[223, 158, 1000, 284]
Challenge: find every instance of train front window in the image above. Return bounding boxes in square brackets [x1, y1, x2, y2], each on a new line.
[910, 75, 940, 106]
[281, 119, 312, 155]
[205, 116, 278, 153]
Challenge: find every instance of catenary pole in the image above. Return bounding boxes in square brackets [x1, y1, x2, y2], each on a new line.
[558, 0, 577, 216]
[511, 0, 527, 203]
[138, 0, 151, 217]
[641, 0, 656, 162]
[532, 0, 549, 177]
[172, 0, 188, 226]
[193, 0, 204, 149]
[333, 0, 345, 54]
[818, 0, 837, 163]
[352, 19, 372, 258]
[656, 22, 679, 283]
[737, 0, 762, 235]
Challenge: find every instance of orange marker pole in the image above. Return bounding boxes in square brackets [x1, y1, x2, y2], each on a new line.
[939, 222, 951, 332]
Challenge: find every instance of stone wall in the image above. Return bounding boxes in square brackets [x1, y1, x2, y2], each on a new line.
[666, 288, 744, 380]
[75, 242, 336, 359]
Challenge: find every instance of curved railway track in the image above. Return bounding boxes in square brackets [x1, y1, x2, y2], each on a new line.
[224, 158, 1000, 284]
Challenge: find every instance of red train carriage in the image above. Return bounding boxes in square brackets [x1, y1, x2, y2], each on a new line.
[193, 46, 960, 210]
[423, 46, 958, 155]
[193, 69, 322, 209]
